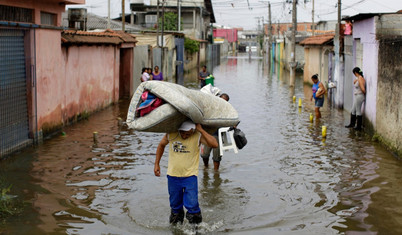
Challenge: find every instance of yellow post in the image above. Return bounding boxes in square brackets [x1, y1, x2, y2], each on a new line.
[322, 126, 327, 138]
[310, 113, 314, 122]
[93, 131, 98, 143]
[298, 98, 302, 107]
[293, 96, 296, 102]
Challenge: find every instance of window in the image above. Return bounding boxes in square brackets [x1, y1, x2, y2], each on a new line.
[41, 12, 56, 26]
[0, 5, 33, 23]
[145, 15, 157, 24]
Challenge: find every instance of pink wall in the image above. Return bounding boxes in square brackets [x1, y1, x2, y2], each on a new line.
[213, 29, 238, 43]
[353, 17, 378, 128]
[35, 29, 120, 133]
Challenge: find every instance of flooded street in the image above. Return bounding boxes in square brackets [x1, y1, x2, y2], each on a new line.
[2, 54, 402, 234]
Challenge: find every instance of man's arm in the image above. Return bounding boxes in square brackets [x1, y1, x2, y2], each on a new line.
[154, 134, 168, 177]
[197, 124, 218, 148]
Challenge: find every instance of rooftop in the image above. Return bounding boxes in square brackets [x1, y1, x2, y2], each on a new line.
[299, 33, 335, 46]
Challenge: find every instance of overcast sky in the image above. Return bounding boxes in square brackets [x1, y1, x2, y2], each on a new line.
[67, 0, 402, 30]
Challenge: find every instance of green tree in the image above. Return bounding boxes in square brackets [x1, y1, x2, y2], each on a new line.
[158, 12, 182, 31]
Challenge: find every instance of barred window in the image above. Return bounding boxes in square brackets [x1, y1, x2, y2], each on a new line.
[0, 5, 33, 23]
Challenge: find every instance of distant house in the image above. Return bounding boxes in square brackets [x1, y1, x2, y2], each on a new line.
[300, 33, 335, 85]
[129, 0, 215, 40]
[62, 11, 144, 32]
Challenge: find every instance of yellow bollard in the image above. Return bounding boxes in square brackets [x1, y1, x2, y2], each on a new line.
[93, 131, 98, 143]
[293, 96, 296, 102]
[298, 98, 302, 107]
[322, 126, 327, 138]
[310, 113, 314, 122]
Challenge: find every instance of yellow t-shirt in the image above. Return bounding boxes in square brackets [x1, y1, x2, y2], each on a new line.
[167, 131, 201, 177]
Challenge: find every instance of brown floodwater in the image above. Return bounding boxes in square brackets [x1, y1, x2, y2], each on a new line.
[1, 54, 402, 235]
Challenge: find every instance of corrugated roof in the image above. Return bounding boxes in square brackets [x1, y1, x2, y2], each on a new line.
[61, 29, 137, 45]
[299, 33, 335, 46]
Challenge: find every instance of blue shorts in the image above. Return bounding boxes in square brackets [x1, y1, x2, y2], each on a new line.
[167, 175, 200, 214]
[315, 97, 324, 108]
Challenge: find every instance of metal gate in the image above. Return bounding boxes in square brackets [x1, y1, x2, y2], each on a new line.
[0, 28, 31, 157]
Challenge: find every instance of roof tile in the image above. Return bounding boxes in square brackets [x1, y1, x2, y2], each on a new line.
[299, 33, 335, 45]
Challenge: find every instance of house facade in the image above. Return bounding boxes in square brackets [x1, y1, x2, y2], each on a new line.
[0, 0, 138, 158]
[300, 34, 334, 85]
[0, 0, 84, 157]
[130, 0, 215, 40]
[332, 12, 402, 156]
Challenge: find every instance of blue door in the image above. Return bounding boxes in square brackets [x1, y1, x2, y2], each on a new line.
[0, 29, 31, 157]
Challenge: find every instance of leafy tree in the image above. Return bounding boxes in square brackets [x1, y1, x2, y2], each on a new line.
[158, 12, 182, 31]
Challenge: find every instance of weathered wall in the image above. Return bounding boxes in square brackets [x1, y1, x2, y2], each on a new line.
[35, 29, 121, 133]
[376, 13, 402, 156]
[377, 38, 402, 156]
[303, 47, 321, 83]
[35, 29, 65, 131]
[353, 17, 378, 129]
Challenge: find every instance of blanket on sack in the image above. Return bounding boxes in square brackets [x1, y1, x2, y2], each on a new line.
[126, 81, 239, 133]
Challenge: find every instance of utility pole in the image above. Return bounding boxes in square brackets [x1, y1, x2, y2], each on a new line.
[268, 2, 271, 62]
[177, 0, 181, 31]
[161, 0, 166, 69]
[107, 0, 111, 29]
[290, 0, 297, 86]
[312, 0, 315, 36]
[122, 0, 125, 31]
[157, 0, 160, 47]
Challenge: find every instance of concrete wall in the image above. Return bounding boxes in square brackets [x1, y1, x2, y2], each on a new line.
[377, 38, 402, 155]
[35, 29, 120, 133]
[353, 17, 378, 129]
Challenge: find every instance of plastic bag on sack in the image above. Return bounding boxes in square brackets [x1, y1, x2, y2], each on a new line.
[231, 127, 247, 149]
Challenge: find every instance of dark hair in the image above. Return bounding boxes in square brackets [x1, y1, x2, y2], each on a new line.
[142, 67, 147, 73]
[154, 65, 159, 69]
[202, 65, 207, 69]
[311, 74, 319, 80]
[353, 67, 363, 76]
[219, 93, 230, 101]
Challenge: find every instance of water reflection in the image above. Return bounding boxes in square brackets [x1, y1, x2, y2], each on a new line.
[1, 54, 402, 234]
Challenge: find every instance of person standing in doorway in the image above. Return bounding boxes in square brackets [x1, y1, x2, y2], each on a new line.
[345, 67, 366, 130]
[154, 121, 218, 225]
[152, 65, 164, 81]
[201, 93, 230, 171]
[199, 65, 210, 88]
[310, 74, 326, 119]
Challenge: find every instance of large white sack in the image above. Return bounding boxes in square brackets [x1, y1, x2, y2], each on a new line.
[126, 81, 239, 133]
